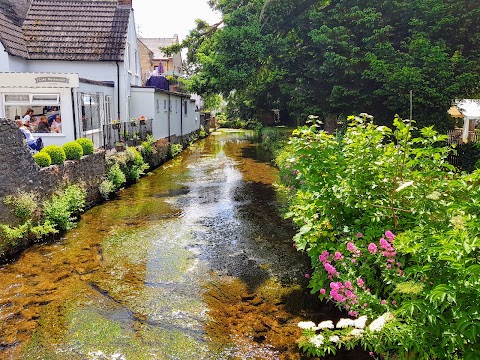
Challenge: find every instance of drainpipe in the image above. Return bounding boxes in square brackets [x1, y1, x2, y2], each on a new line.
[167, 93, 171, 142]
[71, 88, 77, 140]
[116, 61, 121, 120]
[180, 96, 183, 142]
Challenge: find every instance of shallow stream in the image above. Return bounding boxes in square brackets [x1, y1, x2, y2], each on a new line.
[0, 131, 364, 360]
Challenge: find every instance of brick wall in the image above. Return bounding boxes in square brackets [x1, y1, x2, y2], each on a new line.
[138, 39, 153, 83]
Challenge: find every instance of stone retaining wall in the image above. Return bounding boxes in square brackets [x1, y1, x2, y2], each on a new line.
[0, 118, 107, 224]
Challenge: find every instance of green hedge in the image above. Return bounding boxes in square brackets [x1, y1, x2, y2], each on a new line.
[41, 145, 66, 165]
[33, 152, 51, 167]
[62, 141, 84, 160]
[75, 138, 94, 155]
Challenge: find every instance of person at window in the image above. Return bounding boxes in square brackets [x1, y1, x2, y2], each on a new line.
[36, 115, 51, 133]
[15, 118, 43, 151]
[51, 115, 62, 133]
[22, 108, 34, 127]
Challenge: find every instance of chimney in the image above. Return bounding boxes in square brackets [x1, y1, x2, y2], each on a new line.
[118, 0, 132, 6]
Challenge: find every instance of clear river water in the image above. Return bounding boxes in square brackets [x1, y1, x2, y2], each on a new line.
[0, 131, 366, 360]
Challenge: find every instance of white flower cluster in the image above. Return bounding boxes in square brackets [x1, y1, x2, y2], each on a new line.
[336, 316, 368, 329]
[350, 329, 364, 337]
[318, 320, 334, 329]
[369, 312, 393, 332]
[329, 335, 340, 343]
[309, 334, 325, 347]
[298, 321, 319, 330]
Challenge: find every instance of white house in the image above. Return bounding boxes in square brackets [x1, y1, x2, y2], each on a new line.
[0, 0, 198, 149]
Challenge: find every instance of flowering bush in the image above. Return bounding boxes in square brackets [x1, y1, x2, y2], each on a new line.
[278, 115, 480, 359]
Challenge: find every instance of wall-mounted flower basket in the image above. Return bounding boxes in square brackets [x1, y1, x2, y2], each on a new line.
[112, 123, 121, 130]
[139, 119, 146, 125]
[131, 122, 137, 127]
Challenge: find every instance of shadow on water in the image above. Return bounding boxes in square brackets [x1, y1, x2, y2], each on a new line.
[0, 131, 369, 360]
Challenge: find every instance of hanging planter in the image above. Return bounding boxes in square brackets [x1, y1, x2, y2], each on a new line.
[138, 116, 146, 125]
[112, 123, 121, 130]
[130, 117, 138, 127]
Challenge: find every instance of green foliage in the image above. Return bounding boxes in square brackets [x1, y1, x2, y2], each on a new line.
[43, 185, 86, 231]
[140, 134, 156, 162]
[29, 220, 58, 240]
[278, 115, 480, 358]
[99, 180, 115, 200]
[199, 125, 208, 138]
[452, 143, 480, 173]
[41, 145, 66, 165]
[170, 143, 183, 158]
[107, 163, 126, 190]
[108, 148, 149, 184]
[33, 151, 51, 167]
[203, 93, 223, 111]
[62, 141, 84, 160]
[3, 191, 38, 221]
[0, 222, 29, 244]
[75, 138, 94, 155]
[178, 0, 480, 128]
[257, 126, 291, 156]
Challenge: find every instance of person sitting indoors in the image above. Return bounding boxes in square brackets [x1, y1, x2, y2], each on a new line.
[51, 115, 62, 133]
[15, 118, 42, 151]
[22, 108, 34, 128]
[36, 115, 51, 133]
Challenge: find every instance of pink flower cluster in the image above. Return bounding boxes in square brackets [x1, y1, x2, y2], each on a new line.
[319, 251, 341, 278]
[347, 242, 361, 263]
[328, 281, 359, 317]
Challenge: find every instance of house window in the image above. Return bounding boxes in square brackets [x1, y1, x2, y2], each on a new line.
[105, 96, 113, 123]
[79, 92, 102, 133]
[4, 93, 62, 133]
[4, 94, 29, 103]
[156, 99, 160, 113]
[175, 99, 178, 113]
[134, 49, 139, 75]
[125, 43, 130, 72]
[164, 99, 167, 111]
[184, 100, 188, 116]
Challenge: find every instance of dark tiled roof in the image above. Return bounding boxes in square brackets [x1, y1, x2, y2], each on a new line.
[0, 0, 29, 57]
[23, 0, 130, 61]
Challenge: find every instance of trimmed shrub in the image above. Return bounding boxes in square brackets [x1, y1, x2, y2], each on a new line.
[75, 138, 94, 155]
[62, 141, 84, 160]
[41, 145, 66, 165]
[33, 151, 51, 167]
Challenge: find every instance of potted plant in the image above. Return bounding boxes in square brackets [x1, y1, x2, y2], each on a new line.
[130, 117, 138, 126]
[139, 116, 146, 125]
[111, 119, 120, 130]
[133, 131, 141, 146]
[115, 141, 125, 152]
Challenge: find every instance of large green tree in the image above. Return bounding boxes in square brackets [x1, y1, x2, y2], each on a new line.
[172, 0, 480, 129]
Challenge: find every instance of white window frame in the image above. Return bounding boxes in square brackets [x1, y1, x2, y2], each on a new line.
[105, 95, 113, 123]
[4, 93, 60, 105]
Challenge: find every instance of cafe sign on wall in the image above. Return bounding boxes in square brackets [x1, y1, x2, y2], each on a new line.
[0, 73, 79, 88]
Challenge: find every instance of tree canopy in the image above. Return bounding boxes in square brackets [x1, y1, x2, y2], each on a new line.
[169, 0, 480, 129]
